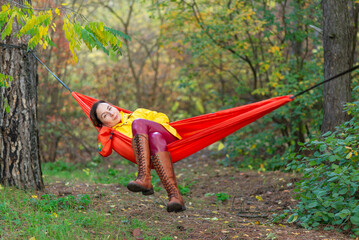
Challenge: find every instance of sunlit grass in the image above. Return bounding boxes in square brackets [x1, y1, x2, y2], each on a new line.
[0, 159, 174, 240]
[0, 186, 138, 239]
[41, 158, 135, 185]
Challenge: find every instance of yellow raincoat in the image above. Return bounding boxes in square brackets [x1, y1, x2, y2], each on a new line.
[112, 108, 182, 139]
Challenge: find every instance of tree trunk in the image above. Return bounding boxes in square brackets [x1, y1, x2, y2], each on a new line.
[0, 15, 44, 190]
[321, 0, 359, 133]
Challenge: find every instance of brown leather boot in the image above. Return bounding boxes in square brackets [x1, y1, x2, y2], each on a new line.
[152, 151, 186, 212]
[127, 134, 154, 195]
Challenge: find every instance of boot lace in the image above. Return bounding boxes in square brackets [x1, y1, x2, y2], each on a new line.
[133, 134, 147, 181]
[152, 154, 179, 199]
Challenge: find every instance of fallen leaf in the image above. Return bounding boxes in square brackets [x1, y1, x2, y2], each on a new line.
[256, 195, 263, 201]
[218, 142, 225, 151]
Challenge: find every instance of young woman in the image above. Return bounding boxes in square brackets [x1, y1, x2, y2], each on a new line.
[90, 101, 186, 212]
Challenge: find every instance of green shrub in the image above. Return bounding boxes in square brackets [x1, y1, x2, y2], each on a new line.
[178, 181, 196, 196]
[284, 100, 359, 236]
[216, 192, 231, 202]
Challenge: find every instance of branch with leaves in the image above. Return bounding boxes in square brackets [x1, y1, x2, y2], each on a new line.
[0, 1, 130, 61]
[0, 0, 130, 110]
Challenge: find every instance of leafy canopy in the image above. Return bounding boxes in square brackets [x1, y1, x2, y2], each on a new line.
[0, 1, 130, 62]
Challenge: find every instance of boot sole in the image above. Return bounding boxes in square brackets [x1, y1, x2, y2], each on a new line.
[167, 203, 186, 213]
[127, 182, 154, 195]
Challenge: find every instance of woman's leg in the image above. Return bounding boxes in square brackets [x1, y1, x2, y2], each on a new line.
[131, 119, 185, 212]
[126, 120, 154, 195]
[148, 131, 186, 212]
[127, 119, 178, 195]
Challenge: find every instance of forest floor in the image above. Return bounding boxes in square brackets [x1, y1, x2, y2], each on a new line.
[35, 150, 353, 240]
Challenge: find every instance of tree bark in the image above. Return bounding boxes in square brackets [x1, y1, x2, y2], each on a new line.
[0, 12, 44, 189]
[321, 0, 359, 133]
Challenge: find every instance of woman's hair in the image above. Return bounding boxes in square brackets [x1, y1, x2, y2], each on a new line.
[90, 100, 106, 127]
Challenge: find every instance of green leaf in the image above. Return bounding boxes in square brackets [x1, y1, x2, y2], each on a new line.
[322, 131, 332, 137]
[288, 213, 298, 223]
[350, 215, 359, 225]
[307, 201, 318, 209]
[336, 209, 350, 219]
[309, 160, 317, 166]
[338, 188, 348, 195]
[104, 26, 131, 41]
[331, 164, 339, 169]
[329, 155, 337, 162]
[319, 144, 327, 152]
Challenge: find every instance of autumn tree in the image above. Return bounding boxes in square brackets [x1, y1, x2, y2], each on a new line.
[0, 0, 126, 189]
[158, 0, 324, 166]
[0, 0, 43, 189]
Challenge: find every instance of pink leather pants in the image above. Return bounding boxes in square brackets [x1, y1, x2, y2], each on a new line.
[131, 119, 178, 155]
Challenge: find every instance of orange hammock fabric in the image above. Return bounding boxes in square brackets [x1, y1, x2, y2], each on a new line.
[71, 92, 294, 164]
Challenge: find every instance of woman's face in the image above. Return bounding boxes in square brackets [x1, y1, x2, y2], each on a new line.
[96, 103, 121, 127]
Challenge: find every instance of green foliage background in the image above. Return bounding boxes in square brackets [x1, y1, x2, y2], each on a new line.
[281, 92, 359, 236]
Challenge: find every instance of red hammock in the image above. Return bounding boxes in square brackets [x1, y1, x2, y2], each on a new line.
[72, 92, 294, 163]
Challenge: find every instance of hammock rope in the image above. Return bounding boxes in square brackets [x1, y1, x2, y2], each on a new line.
[292, 64, 359, 98]
[32, 53, 73, 93]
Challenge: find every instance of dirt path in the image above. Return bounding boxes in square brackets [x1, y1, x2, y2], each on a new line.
[42, 151, 351, 239]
